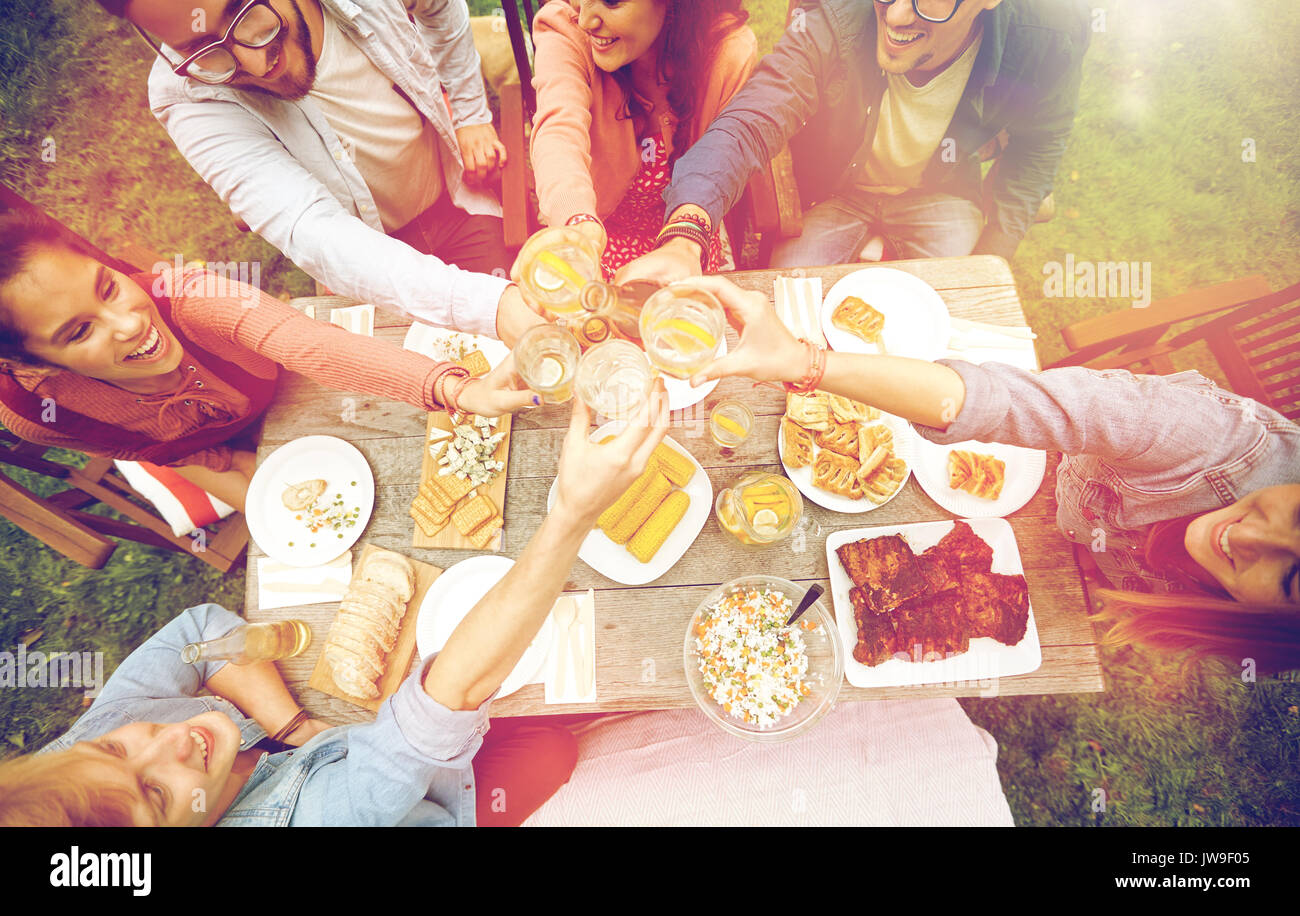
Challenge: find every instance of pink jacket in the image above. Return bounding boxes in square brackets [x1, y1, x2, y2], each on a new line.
[530, 0, 758, 228]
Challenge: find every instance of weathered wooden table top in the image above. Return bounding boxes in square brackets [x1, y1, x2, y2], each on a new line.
[246, 256, 1104, 725]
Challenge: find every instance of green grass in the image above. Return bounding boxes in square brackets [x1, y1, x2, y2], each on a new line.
[2, 0, 1298, 825]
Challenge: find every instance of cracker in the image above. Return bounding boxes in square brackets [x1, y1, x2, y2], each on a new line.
[429, 470, 474, 504]
[467, 514, 503, 550]
[410, 495, 450, 537]
[452, 492, 496, 536]
[456, 350, 491, 378]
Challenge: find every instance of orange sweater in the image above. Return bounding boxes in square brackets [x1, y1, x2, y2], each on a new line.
[530, 1, 758, 228]
[0, 267, 458, 472]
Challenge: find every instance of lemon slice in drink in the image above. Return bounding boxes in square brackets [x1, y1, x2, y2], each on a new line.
[654, 318, 717, 350]
[535, 355, 565, 388]
[714, 413, 747, 438]
[751, 508, 781, 537]
[533, 250, 587, 292]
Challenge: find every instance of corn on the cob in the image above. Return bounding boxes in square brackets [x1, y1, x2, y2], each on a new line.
[627, 489, 690, 563]
[604, 471, 672, 544]
[650, 443, 694, 487]
[597, 465, 657, 533]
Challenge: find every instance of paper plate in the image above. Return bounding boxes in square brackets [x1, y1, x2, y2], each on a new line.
[821, 267, 951, 362]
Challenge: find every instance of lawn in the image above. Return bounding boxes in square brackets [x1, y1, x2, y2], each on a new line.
[1, 0, 1297, 825]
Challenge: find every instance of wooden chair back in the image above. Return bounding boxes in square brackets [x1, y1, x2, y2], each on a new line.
[1047, 277, 1300, 422]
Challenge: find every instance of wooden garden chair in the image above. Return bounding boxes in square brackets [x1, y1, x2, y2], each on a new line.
[1045, 276, 1300, 422]
[0, 185, 251, 572]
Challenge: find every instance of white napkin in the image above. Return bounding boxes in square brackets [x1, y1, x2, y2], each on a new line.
[402, 323, 510, 370]
[543, 589, 597, 703]
[256, 552, 353, 610]
[329, 303, 374, 336]
[774, 276, 826, 346]
[945, 318, 1038, 371]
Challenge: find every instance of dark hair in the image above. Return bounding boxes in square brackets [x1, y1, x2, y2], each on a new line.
[0, 209, 72, 365]
[609, 0, 750, 160]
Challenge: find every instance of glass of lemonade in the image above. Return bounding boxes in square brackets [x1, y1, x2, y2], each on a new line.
[709, 399, 754, 449]
[575, 339, 653, 420]
[714, 472, 803, 547]
[515, 324, 581, 404]
[638, 282, 726, 379]
[513, 226, 603, 317]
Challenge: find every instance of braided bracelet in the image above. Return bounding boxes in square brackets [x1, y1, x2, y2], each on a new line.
[782, 339, 828, 393]
[444, 371, 475, 415]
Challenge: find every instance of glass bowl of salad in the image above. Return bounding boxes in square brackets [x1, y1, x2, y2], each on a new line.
[684, 575, 843, 742]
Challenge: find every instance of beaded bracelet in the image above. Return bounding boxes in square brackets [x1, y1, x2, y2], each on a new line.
[655, 223, 710, 271]
[782, 339, 828, 393]
[664, 210, 711, 234]
[271, 708, 309, 744]
[565, 213, 604, 230]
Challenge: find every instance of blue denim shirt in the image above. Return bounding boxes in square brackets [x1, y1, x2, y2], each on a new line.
[916, 362, 1300, 592]
[664, 0, 1091, 260]
[41, 604, 487, 826]
[146, 0, 508, 338]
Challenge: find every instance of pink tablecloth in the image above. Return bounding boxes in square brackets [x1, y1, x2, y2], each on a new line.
[524, 698, 1014, 827]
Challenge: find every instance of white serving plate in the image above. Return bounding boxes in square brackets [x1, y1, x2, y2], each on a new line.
[821, 267, 951, 362]
[911, 437, 1047, 518]
[778, 411, 915, 514]
[414, 555, 551, 699]
[546, 424, 712, 585]
[245, 436, 375, 567]
[825, 518, 1042, 689]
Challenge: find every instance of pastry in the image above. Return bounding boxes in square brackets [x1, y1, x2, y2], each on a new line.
[812, 450, 863, 499]
[828, 394, 879, 425]
[780, 417, 815, 469]
[948, 450, 1006, 501]
[831, 296, 885, 346]
[814, 418, 860, 459]
[785, 391, 830, 431]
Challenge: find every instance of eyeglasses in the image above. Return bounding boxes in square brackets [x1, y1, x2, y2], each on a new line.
[875, 0, 967, 25]
[133, 0, 284, 85]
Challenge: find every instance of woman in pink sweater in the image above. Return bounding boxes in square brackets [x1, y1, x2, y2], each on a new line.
[529, 0, 757, 277]
[0, 212, 534, 511]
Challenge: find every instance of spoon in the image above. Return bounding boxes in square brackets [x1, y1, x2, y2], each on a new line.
[785, 583, 825, 627]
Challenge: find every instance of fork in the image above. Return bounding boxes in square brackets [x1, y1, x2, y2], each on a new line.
[552, 597, 577, 699]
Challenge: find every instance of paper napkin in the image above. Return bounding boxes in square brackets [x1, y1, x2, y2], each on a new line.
[774, 276, 826, 347]
[944, 318, 1039, 371]
[402, 323, 510, 370]
[329, 303, 375, 336]
[256, 552, 353, 610]
[543, 589, 597, 704]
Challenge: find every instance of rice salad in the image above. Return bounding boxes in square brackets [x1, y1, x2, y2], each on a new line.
[694, 586, 815, 728]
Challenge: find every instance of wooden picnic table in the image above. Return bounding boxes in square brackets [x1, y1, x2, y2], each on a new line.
[246, 255, 1104, 725]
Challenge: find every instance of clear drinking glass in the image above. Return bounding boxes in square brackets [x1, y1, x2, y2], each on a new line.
[638, 282, 726, 379]
[513, 227, 604, 317]
[515, 324, 581, 404]
[575, 339, 653, 420]
[180, 620, 312, 665]
[709, 399, 755, 449]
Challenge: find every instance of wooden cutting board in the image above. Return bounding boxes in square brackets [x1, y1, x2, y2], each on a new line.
[411, 410, 511, 551]
[308, 544, 443, 712]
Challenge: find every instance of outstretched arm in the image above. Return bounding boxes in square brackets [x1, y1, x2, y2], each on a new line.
[422, 382, 670, 710]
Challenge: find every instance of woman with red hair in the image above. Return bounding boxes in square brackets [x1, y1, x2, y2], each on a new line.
[527, 0, 757, 276]
[685, 275, 1300, 672]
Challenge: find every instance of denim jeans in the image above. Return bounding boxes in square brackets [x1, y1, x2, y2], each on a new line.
[771, 188, 984, 268]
